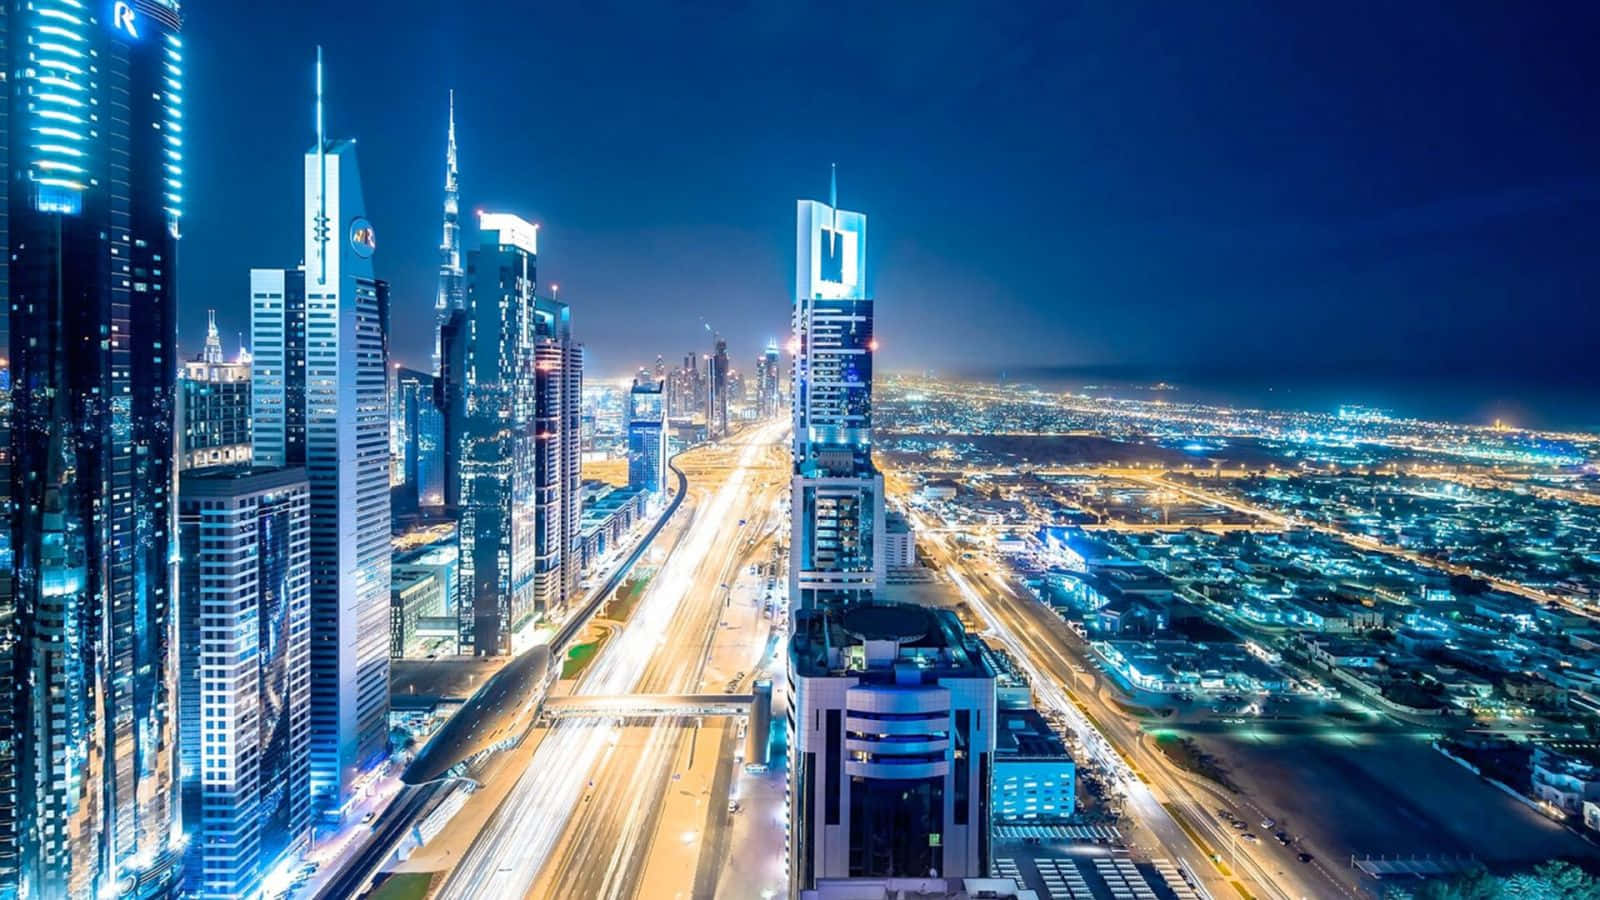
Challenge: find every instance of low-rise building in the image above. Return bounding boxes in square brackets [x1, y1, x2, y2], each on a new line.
[1532, 743, 1600, 814]
[884, 510, 917, 569]
[993, 707, 1075, 824]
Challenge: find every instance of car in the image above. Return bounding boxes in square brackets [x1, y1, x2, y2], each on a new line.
[1261, 818, 1276, 829]
[1232, 820, 1247, 830]
[727, 800, 741, 813]
[1215, 808, 1232, 819]
[1240, 833, 1258, 844]
[1298, 853, 1315, 864]
[1275, 831, 1291, 845]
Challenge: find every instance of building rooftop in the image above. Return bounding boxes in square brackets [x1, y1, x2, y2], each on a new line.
[790, 603, 995, 683]
[995, 707, 1070, 759]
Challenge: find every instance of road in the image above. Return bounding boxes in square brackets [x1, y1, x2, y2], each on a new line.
[915, 513, 1343, 900]
[309, 445, 692, 900]
[433, 421, 789, 900]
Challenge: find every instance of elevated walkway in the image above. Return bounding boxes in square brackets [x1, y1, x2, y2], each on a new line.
[541, 693, 755, 720]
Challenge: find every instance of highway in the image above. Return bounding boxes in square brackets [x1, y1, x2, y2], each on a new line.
[311, 445, 692, 900]
[915, 515, 1340, 900]
[434, 421, 789, 900]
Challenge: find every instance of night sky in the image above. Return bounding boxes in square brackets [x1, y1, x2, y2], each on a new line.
[184, 1, 1600, 385]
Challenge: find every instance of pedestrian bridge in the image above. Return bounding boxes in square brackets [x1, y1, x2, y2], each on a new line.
[541, 693, 755, 720]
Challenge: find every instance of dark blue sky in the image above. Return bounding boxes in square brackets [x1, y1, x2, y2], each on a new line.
[184, 1, 1600, 382]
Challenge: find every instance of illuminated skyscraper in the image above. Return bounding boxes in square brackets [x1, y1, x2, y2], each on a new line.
[394, 367, 445, 514]
[710, 334, 729, 437]
[759, 339, 782, 418]
[178, 467, 312, 899]
[0, 2, 186, 896]
[448, 213, 582, 654]
[627, 379, 668, 495]
[434, 91, 464, 375]
[789, 168, 885, 610]
[250, 51, 391, 806]
[178, 311, 253, 470]
[785, 172, 994, 898]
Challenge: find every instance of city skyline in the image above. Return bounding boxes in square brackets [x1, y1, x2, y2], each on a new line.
[179, 2, 1600, 401]
[7, 4, 1600, 899]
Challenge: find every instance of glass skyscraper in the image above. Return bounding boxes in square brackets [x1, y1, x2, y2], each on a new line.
[627, 379, 668, 495]
[448, 213, 582, 655]
[178, 467, 312, 899]
[0, 2, 186, 896]
[789, 178, 885, 611]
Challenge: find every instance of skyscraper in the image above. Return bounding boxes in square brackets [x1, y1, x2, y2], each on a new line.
[250, 52, 391, 806]
[789, 170, 885, 610]
[249, 267, 308, 468]
[759, 340, 782, 418]
[394, 367, 445, 514]
[785, 172, 996, 897]
[434, 91, 464, 375]
[178, 467, 312, 899]
[447, 212, 582, 655]
[452, 212, 542, 655]
[178, 311, 253, 470]
[1, 2, 186, 895]
[710, 335, 730, 438]
[627, 379, 668, 495]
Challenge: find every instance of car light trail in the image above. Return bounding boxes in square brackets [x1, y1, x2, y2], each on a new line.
[436, 423, 784, 900]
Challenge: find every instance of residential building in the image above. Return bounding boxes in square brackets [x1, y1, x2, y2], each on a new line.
[788, 604, 996, 890]
[1532, 744, 1600, 814]
[178, 467, 312, 899]
[628, 378, 668, 494]
[1, 3, 186, 894]
[250, 54, 391, 806]
[179, 311, 253, 470]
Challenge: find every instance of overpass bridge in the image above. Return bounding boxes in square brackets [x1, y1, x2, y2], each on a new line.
[540, 693, 755, 720]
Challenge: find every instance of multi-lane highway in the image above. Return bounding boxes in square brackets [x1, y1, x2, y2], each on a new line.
[434, 421, 789, 900]
[915, 514, 1339, 900]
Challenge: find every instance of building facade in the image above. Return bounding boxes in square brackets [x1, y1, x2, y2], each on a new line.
[790, 179, 885, 611]
[178, 311, 252, 470]
[788, 605, 995, 889]
[248, 59, 391, 806]
[393, 367, 445, 515]
[627, 378, 668, 494]
[448, 213, 582, 655]
[178, 467, 312, 899]
[1, 2, 187, 895]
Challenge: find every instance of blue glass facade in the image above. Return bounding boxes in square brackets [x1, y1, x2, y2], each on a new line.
[2, 2, 186, 896]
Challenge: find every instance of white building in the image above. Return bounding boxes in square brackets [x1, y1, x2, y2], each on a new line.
[789, 605, 996, 893]
[790, 178, 886, 610]
[251, 63, 392, 806]
[884, 511, 917, 569]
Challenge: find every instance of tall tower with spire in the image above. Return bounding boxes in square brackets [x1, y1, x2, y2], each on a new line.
[435, 91, 465, 374]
